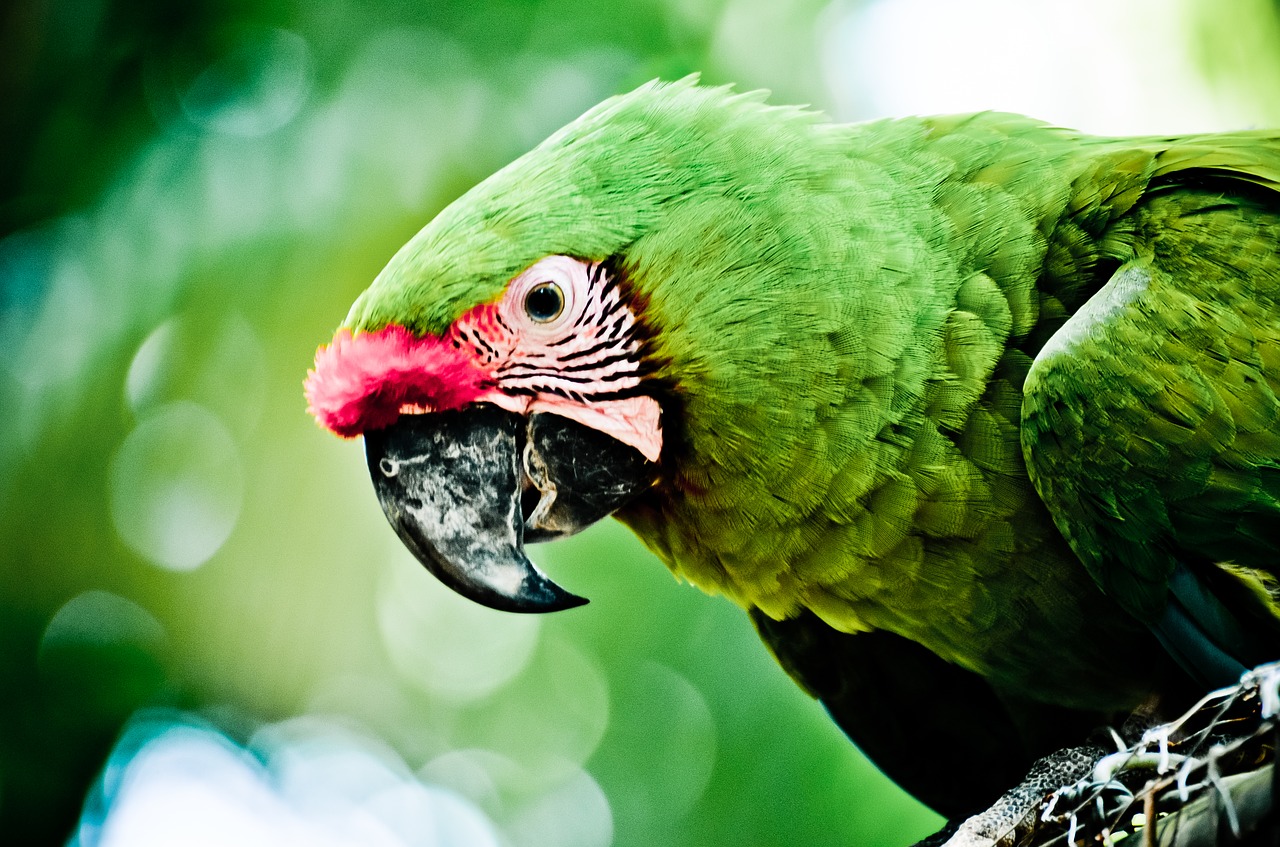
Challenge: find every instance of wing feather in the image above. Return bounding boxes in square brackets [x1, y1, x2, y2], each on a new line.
[1022, 152, 1280, 685]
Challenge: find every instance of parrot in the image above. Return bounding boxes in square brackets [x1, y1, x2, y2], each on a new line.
[304, 77, 1280, 817]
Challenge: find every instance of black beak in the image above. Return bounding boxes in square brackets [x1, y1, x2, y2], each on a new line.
[364, 404, 657, 613]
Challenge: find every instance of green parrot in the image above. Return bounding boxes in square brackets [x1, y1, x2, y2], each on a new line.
[305, 78, 1280, 817]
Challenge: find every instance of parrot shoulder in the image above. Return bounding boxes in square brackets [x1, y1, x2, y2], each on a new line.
[1022, 134, 1280, 686]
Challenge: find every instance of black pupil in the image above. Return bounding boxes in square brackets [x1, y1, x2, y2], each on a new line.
[526, 283, 563, 321]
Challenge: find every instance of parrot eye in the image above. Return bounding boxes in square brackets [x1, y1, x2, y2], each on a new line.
[504, 257, 583, 332]
[524, 282, 565, 323]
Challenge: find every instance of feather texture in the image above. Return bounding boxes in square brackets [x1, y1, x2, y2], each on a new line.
[335, 78, 1280, 736]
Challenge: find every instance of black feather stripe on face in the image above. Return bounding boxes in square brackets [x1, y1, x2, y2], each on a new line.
[486, 259, 651, 404]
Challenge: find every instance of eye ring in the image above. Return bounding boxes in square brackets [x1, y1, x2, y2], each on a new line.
[524, 281, 565, 323]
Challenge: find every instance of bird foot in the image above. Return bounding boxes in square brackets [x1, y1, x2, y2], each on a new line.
[911, 662, 1280, 847]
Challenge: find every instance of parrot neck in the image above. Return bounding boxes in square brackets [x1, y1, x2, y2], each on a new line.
[620, 401, 1159, 711]
[617, 112, 1171, 710]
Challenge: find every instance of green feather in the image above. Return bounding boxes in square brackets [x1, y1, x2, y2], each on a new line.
[346, 78, 1280, 713]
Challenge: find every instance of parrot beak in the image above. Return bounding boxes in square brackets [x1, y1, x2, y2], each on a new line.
[363, 404, 656, 613]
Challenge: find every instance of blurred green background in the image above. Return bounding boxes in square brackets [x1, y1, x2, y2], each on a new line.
[4, 0, 1280, 844]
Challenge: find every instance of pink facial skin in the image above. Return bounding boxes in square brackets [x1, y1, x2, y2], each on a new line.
[305, 257, 664, 462]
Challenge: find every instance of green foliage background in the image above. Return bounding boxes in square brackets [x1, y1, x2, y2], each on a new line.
[3, 1, 1279, 844]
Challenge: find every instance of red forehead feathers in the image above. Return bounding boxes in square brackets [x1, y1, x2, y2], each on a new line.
[305, 324, 491, 437]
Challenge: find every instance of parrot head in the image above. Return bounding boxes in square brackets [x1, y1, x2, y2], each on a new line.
[305, 78, 906, 617]
[307, 251, 663, 612]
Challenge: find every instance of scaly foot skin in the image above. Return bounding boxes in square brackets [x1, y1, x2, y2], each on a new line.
[925, 746, 1104, 847]
[918, 665, 1280, 847]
